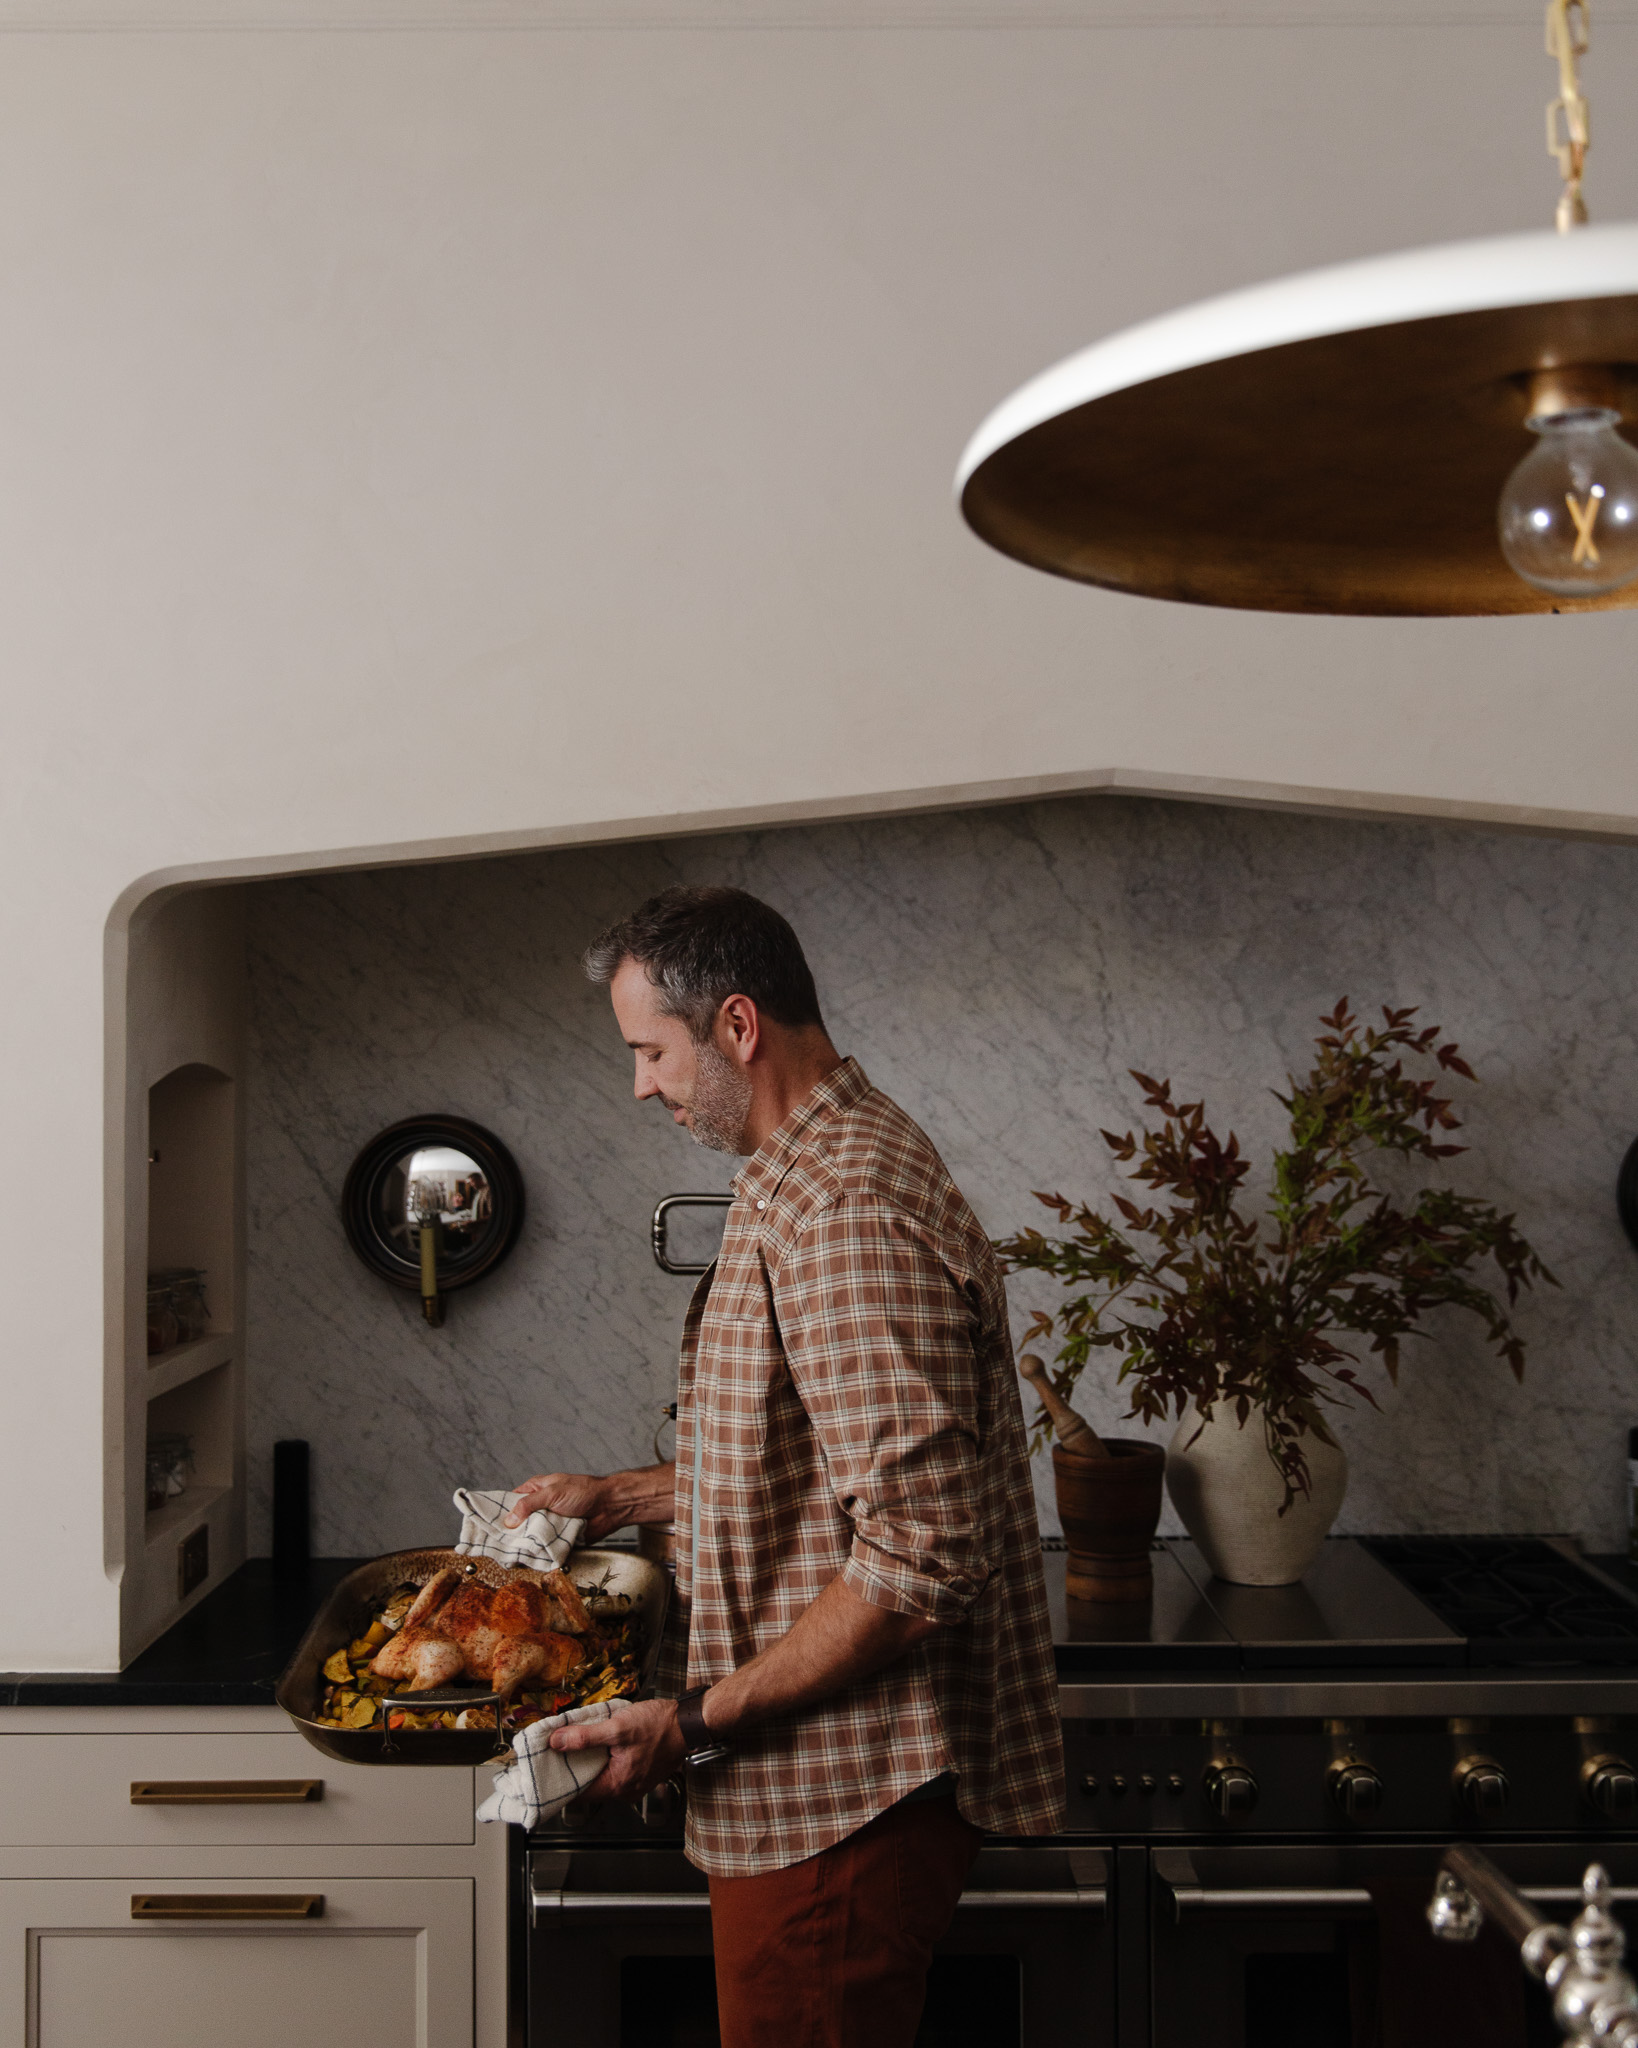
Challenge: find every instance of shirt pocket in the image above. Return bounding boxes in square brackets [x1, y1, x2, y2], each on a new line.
[698, 1308, 785, 1460]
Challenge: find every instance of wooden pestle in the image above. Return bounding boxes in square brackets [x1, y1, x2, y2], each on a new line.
[1018, 1355, 1110, 1458]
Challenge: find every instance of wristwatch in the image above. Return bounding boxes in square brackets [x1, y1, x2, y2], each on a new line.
[673, 1685, 733, 1768]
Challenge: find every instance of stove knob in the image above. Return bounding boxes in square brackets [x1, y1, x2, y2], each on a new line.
[1454, 1756, 1510, 1817]
[1204, 1763, 1258, 1819]
[1585, 1757, 1638, 1819]
[1329, 1761, 1384, 1821]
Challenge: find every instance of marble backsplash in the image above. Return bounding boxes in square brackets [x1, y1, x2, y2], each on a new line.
[244, 793, 1638, 1556]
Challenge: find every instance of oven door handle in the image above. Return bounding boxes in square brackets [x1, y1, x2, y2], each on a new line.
[1163, 1883, 1375, 1921]
[1524, 1887, 1638, 1906]
[531, 1849, 1107, 1925]
[956, 1887, 1107, 1912]
[532, 1885, 1107, 1918]
[1160, 1880, 1638, 1924]
[533, 1887, 712, 1916]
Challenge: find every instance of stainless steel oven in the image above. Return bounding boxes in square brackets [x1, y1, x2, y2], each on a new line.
[1149, 1841, 1638, 2048]
[525, 1841, 1112, 2047]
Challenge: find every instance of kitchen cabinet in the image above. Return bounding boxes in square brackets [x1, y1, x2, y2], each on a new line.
[0, 1730, 475, 1849]
[0, 1707, 510, 2048]
[2, 1875, 471, 2048]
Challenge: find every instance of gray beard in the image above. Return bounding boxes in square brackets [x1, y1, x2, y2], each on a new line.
[687, 1040, 753, 1155]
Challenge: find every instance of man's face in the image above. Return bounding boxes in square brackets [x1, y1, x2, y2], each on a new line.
[610, 957, 752, 1155]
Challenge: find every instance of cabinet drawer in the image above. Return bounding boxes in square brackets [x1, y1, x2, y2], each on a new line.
[0, 1734, 474, 1847]
[0, 1875, 471, 2048]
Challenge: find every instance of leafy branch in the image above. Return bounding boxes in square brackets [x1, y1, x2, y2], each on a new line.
[995, 1002, 1557, 1510]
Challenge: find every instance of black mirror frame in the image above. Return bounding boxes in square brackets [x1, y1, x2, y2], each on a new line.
[1620, 1136, 1638, 1254]
[341, 1114, 525, 1299]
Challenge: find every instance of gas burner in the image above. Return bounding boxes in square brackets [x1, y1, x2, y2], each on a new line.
[1362, 1537, 1638, 1664]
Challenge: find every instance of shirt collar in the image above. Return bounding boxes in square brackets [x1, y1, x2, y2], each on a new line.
[733, 1055, 870, 1203]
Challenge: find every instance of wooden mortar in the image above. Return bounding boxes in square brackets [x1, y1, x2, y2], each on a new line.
[1052, 1440, 1166, 1603]
[1017, 1356, 1163, 1601]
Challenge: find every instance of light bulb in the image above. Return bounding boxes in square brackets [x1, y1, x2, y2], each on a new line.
[1498, 406, 1638, 598]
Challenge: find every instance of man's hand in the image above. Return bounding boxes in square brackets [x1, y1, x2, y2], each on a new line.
[505, 1461, 676, 1542]
[551, 1697, 685, 1803]
[505, 1471, 615, 1537]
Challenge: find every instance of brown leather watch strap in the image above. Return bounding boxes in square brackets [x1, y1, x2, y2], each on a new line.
[674, 1685, 732, 1765]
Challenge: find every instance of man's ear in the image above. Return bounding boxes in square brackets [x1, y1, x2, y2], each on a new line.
[717, 993, 761, 1065]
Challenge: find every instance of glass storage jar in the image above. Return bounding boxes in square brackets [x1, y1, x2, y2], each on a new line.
[146, 1282, 178, 1357]
[145, 1432, 193, 1513]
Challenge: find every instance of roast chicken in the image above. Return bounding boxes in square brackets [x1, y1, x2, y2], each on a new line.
[370, 1565, 595, 1698]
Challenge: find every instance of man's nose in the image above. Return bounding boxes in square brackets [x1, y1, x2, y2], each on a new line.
[633, 1064, 660, 1100]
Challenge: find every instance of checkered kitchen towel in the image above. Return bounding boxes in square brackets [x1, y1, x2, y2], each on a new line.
[451, 1488, 584, 1572]
[475, 1700, 620, 1826]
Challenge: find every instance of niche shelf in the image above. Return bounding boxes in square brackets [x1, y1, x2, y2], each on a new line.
[146, 1330, 235, 1401]
[144, 1485, 231, 1548]
[148, 1063, 236, 1338]
[120, 888, 247, 1664]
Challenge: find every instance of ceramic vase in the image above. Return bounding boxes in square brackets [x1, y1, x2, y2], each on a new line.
[1164, 1403, 1347, 1586]
[1053, 1439, 1167, 1602]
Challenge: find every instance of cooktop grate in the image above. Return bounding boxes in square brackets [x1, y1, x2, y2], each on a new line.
[1361, 1536, 1638, 1664]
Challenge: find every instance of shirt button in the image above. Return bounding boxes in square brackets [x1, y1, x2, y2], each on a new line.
[756, 1200, 767, 1210]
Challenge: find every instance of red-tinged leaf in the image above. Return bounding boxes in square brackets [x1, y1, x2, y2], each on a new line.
[993, 998, 1546, 1508]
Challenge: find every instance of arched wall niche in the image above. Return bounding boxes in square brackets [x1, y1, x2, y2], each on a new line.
[103, 759, 1638, 1664]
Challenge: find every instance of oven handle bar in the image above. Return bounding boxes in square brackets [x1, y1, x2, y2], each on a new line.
[534, 1890, 712, 1913]
[530, 1884, 1106, 1920]
[1163, 1883, 1638, 1923]
[957, 1887, 1106, 1911]
[1164, 1885, 1374, 1920]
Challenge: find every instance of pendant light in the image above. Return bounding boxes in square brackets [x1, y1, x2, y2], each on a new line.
[956, 2, 1638, 617]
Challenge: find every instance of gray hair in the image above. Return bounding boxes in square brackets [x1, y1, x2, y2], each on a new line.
[583, 885, 824, 1042]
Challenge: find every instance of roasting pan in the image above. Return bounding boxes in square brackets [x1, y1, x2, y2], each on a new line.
[275, 1546, 670, 1767]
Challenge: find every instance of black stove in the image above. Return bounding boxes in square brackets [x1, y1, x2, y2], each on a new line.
[1050, 1535, 1638, 1673]
[525, 1536, 1638, 2048]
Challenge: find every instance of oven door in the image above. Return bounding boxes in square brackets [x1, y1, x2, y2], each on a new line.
[1151, 1842, 1638, 2048]
[527, 1843, 1112, 2048]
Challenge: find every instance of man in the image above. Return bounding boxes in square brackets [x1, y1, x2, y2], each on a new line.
[507, 884, 1062, 2047]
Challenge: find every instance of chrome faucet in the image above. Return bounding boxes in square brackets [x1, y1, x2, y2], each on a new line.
[1429, 1845, 1638, 2048]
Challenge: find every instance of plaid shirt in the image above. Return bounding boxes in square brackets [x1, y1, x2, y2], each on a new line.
[662, 1057, 1064, 1876]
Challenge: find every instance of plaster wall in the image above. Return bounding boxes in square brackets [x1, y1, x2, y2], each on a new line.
[7, 7, 1638, 1664]
[244, 796, 1638, 1560]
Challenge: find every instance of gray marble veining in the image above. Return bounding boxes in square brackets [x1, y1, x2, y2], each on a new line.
[244, 794, 1638, 1556]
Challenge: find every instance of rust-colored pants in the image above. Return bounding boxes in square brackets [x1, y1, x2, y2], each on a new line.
[707, 1795, 982, 2048]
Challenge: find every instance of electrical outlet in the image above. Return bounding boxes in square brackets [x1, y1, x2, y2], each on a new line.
[177, 1523, 209, 1600]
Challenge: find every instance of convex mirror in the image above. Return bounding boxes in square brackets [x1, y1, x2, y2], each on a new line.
[342, 1115, 524, 1325]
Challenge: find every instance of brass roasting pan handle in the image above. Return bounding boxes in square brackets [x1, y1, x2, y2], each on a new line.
[131, 1894, 325, 1921]
[131, 1779, 324, 1805]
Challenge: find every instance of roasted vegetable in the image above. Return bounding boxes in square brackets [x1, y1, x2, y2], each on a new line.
[315, 1576, 643, 1731]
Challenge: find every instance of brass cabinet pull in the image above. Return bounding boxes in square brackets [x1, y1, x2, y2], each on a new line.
[130, 1779, 324, 1805]
[131, 1894, 325, 1921]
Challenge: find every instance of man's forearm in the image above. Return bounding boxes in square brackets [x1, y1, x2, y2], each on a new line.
[595, 1462, 675, 1532]
[699, 1575, 942, 1738]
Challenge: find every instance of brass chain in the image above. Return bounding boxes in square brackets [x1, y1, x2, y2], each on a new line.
[1546, 0, 1591, 231]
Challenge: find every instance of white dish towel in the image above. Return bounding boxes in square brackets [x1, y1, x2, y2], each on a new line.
[451, 1488, 584, 1572]
[476, 1700, 620, 1827]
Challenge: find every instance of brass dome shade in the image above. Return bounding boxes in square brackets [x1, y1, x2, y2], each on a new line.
[956, 226, 1638, 618]
[957, 10, 1638, 617]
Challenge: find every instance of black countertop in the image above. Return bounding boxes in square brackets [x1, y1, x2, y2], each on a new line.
[0, 1559, 364, 1707]
[9, 1544, 1638, 1708]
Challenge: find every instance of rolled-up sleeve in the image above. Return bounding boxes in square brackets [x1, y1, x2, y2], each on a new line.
[773, 1196, 993, 1624]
